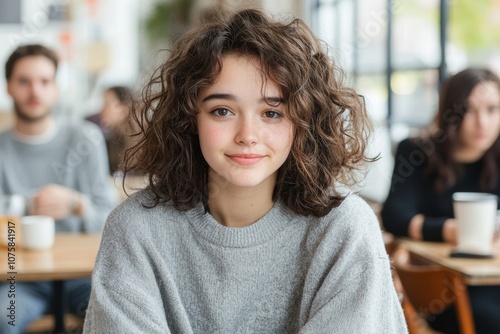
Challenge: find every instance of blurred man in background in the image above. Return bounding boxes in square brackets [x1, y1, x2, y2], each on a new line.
[0, 44, 116, 334]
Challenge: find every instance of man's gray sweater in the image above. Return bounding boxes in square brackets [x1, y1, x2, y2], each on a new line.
[0, 121, 116, 232]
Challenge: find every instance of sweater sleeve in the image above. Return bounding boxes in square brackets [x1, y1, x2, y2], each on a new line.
[298, 260, 407, 334]
[84, 282, 172, 334]
[83, 204, 176, 333]
[299, 196, 408, 333]
[381, 139, 446, 241]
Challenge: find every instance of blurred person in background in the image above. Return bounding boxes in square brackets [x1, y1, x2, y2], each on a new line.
[0, 44, 116, 334]
[382, 68, 500, 333]
[86, 86, 132, 175]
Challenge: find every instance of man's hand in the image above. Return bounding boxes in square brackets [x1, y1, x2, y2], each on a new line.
[32, 184, 83, 220]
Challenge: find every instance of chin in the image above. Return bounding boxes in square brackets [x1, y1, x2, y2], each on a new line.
[226, 177, 269, 188]
[15, 108, 51, 123]
[208, 166, 277, 190]
[217, 172, 274, 189]
[470, 142, 495, 154]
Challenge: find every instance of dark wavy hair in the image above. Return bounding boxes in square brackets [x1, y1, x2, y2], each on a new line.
[421, 68, 500, 192]
[108, 86, 132, 105]
[124, 8, 373, 217]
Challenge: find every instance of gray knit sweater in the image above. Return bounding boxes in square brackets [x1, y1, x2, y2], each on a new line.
[84, 191, 407, 333]
[0, 120, 116, 233]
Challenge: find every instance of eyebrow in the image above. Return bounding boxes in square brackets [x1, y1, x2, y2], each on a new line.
[201, 93, 235, 103]
[16, 75, 54, 81]
[201, 93, 285, 105]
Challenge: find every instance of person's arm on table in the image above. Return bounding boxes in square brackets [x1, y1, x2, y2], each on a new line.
[408, 214, 457, 243]
[30, 124, 116, 232]
[382, 139, 454, 242]
[32, 184, 83, 219]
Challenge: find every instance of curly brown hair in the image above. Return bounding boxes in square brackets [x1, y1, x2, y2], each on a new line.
[124, 8, 373, 217]
[420, 68, 500, 192]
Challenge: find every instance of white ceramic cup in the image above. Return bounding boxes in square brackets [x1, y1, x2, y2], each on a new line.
[0, 195, 26, 247]
[0, 195, 26, 216]
[453, 192, 498, 255]
[20, 215, 55, 250]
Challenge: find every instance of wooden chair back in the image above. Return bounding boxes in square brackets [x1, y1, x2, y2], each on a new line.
[27, 314, 84, 333]
[392, 246, 476, 334]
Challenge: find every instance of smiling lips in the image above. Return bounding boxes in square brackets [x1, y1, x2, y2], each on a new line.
[227, 153, 265, 165]
[27, 99, 42, 107]
[474, 133, 488, 141]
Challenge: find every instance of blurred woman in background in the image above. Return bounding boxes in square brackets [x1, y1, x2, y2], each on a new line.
[87, 86, 132, 174]
[382, 68, 500, 333]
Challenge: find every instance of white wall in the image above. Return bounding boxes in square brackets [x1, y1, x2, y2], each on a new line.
[0, 0, 143, 118]
[262, 0, 305, 19]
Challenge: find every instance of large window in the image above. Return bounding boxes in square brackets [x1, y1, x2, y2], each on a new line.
[309, 0, 500, 140]
[448, 0, 500, 73]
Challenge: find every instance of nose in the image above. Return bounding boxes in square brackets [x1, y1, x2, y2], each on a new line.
[234, 116, 258, 145]
[475, 109, 489, 130]
[30, 82, 43, 98]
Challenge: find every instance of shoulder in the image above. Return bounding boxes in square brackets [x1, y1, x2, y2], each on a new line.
[0, 130, 10, 154]
[85, 113, 101, 125]
[79, 119, 103, 134]
[58, 120, 105, 144]
[103, 190, 179, 236]
[301, 192, 390, 285]
[392, 137, 431, 177]
[106, 190, 157, 226]
[320, 192, 380, 238]
[0, 129, 10, 141]
[395, 138, 420, 156]
[395, 137, 433, 160]
[303, 191, 385, 259]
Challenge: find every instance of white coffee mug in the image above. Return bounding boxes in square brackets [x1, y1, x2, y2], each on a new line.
[453, 192, 498, 255]
[20, 215, 55, 250]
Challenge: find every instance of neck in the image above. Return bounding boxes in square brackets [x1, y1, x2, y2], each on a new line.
[207, 173, 276, 228]
[453, 147, 485, 163]
[15, 116, 55, 136]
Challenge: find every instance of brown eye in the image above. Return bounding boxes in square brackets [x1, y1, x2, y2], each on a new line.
[210, 108, 233, 117]
[488, 106, 499, 114]
[263, 111, 282, 119]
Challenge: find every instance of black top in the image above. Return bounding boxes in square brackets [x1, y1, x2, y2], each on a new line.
[381, 138, 500, 241]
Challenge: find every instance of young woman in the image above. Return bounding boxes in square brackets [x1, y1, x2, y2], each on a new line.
[87, 86, 133, 174]
[382, 68, 500, 333]
[83, 9, 406, 333]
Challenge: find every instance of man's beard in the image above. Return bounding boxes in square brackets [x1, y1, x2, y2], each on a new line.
[14, 101, 51, 123]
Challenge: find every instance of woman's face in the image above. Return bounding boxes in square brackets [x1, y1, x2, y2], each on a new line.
[101, 90, 127, 128]
[196, 55, 294, 190]
[458, 81, 500, 155]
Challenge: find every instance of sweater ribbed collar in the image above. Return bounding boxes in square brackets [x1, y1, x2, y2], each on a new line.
[11, 121, 59, 145]
[184, 201, 298, 248]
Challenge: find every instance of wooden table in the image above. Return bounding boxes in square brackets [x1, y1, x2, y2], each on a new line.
[1, 233, 101, 281]
[398, 238, 500, 286]
[1, 233, 101, 333]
